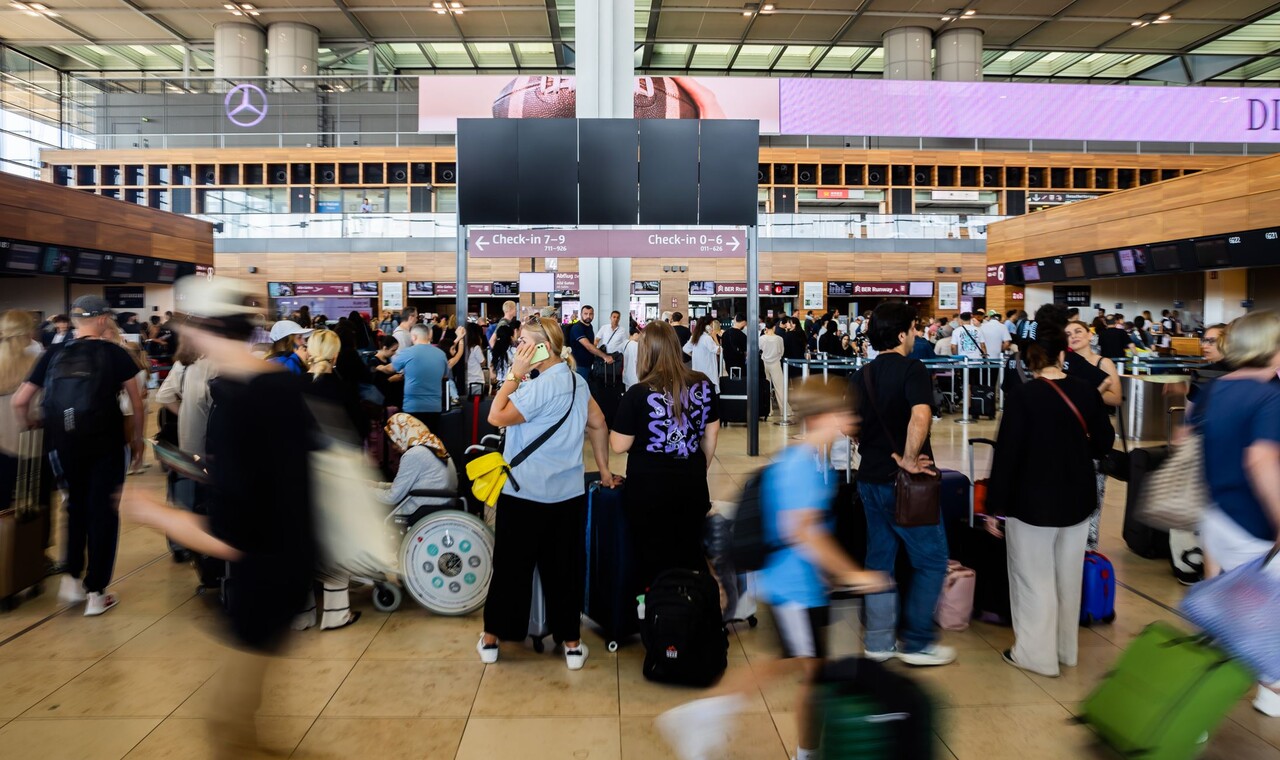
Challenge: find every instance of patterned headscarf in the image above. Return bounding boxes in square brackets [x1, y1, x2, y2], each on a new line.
[385, 413, 450, 460]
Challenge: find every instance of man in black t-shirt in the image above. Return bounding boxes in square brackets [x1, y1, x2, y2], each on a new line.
[781, 317, 807, 378]
[850, 302, 955, 668]
[670, 312, 692, 363]
[720, 313, 748, 373]
[12, 296, 144, 618]
[568, 305, 613, 382]
[1098, 315, 1133, 359]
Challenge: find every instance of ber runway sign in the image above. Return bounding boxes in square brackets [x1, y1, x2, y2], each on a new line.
[468, 229, 744, 258]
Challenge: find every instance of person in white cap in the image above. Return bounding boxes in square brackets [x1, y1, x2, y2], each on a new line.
[266, 320, 312, 374]
[126, 275, 319, 758]
[12, 295, 145, 617]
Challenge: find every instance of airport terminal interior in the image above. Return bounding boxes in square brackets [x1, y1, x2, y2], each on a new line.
[3, 0, 1280, 758]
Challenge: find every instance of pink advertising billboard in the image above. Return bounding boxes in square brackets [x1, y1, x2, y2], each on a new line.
[779, 80, 1280, 143]
[419, 75, 780, 133]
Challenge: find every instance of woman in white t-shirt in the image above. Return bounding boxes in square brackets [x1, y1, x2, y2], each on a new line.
[622, 328, 640, 389]
[683, 316, 723, 391]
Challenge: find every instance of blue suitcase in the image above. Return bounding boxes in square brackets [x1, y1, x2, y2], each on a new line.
[582, 476, 639, 651]
[939, 468, 970, 524]
[1080, 551, 1117, 626]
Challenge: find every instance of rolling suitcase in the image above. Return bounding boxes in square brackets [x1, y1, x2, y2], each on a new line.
[582, 477, 640, 651]
[1080, 621, 1252, 760]
[528, 567, 550, 652]
[0, 429, 49, 611]
[969, 384, 996, 420]
[718, 373, 768, 426]
[945, 438, 1010, 625]
[1080, 551, 1116, 626]
[1124, 447, 1172, 560]
[814, 657, 936, 760]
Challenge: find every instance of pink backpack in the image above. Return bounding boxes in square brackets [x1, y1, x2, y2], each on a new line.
[935, 560, 976, 631]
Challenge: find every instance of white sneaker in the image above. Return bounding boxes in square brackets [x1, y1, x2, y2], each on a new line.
[897, 644, 957, 667]
[655, 696, 743, 760]
[1254, 684, 1280, 717]
[564, 643, 588, 671]
[58, 575, 86, 605]
[864, 648, 896, 663]
[476, 635, 499, 664]
[84, 592, 118, 617]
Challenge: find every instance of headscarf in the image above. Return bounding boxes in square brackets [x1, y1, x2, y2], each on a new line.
[385, 413, 450, 460]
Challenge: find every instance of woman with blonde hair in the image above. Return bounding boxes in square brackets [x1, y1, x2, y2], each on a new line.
[611, 320, 720, 594]
[0, 310, 40, 509]
[477, 316, 619, 668]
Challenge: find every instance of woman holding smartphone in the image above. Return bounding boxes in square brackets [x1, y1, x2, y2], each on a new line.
[683, 316, 723, 392]
[476, 317, 619, 669]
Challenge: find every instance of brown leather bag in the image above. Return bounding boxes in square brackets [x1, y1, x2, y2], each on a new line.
[863, 365, 940, 527]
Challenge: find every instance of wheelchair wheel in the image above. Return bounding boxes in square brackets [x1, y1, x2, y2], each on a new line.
[372, 582, 403, 613]
[400, 510, 495, 616]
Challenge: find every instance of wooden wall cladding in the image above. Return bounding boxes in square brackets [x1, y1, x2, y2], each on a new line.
[987, 153, 1280, 265]
[0, 171, 213, 265]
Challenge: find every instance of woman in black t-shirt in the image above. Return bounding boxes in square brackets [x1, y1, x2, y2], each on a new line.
[611, 321, 720, 593]
[1064, 320, 1123, 550]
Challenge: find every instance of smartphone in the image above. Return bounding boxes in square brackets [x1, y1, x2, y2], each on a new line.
[530, 342, 551, 364]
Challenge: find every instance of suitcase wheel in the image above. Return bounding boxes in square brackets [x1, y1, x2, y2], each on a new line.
[26, 583, 42, 600]
[531, 635, 545, 653]
[607, 640, 619, 653]
[372, 582, 403, 613]
[0, 595, 17, 612]
[747, 615, 758, 628]
[1102, 612, 1116, 624]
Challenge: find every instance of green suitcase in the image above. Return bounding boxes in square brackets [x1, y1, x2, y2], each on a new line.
[1080, 621, 1253, 760]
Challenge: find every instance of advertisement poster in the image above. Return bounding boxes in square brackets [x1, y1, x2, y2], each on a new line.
[419, 75, 780, 133]
[802, 282, 824, 311]
[381, 282, 404, 310]
[938, 282, 959, 311]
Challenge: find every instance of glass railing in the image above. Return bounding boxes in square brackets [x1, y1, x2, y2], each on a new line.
[202, 212, 1006, 241]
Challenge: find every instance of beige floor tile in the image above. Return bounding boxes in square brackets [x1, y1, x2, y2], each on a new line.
[122, 716, 313, 759]
[25, 658, 218, 718]
[361, 610, 486, 660]
[0, 717, 161, 760]
[1199, 718, 1280, 760]
[1230, 698, 1280, 751]
[749, 658, 807, 714]
[896, 648, 1058, 707]
[616, 653, 769, 716]
[0, 611, 160, 660]
[293, 717, 466, 760]
[937, 704, 1101, 760]
[322, 659, 483, 718]
[107, 615, 234, 661]
[1023, 640, 1124, 703]
[773, 711, 959, 760]
[276, 611, 390, 660]
[174, 658, 356, 719]
[0, 659, 98, 719]
[455, 717, 621, 760]
[621, 714, 788, 759]
[470, 653, 620, 717]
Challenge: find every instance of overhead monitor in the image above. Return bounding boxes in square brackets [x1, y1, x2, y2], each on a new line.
[74, 251, 104, 278]
[157, 262, 178, 283]
[1062, 257, 1086, 279]
[1117, 247, 1149, 274]
[518, 272, 555, 293]
[110, 256, 135, 281]
[908, 281, 934, 297]
[408, 281, 434, 296]
[1150, 244, 1182, 271]
[689, 280, 716, 296]
[1194, 238, 1230, 268]
[4, 242, 39, 273]
[1092, 252, 1119, 276]
[1020, 262, 1041, 282]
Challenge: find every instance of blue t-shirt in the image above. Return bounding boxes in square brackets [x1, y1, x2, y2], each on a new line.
[503, 363, 588, 503]
[391, 343, 449, 414]
[268, 352, 306, 375]
[568, 321, 596, 369]
[1198, 378, 1280, 541]
[759, 444, 835, 609]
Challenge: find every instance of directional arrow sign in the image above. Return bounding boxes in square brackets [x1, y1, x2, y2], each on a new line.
[467, 229, 745, 258]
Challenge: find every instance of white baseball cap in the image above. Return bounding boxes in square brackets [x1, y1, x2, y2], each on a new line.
[269, 320, 312, 342]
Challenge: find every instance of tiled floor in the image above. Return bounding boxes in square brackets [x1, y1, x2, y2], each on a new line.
[1, 417, 1278, 760]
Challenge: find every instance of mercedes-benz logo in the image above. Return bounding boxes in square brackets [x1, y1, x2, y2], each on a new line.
[225, 83, 268, 128]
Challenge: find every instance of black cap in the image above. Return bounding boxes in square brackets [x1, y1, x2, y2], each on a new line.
[69, 295, 112, 318]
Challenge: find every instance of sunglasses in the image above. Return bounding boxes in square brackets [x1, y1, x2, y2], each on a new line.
[1201, 337, 1218, 346]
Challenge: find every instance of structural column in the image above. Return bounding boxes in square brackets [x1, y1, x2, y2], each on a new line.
[266, 22, 319, 90]
[935, 27, 984, 82]
[882, 26, 932, 80]
[575, 0, 634, 324]
[214, 22, 266, 82]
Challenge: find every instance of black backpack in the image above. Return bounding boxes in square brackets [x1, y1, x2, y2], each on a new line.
[641, 569, 728, 687]
[728, 466, 772, 572]
[41, 340, 121, 443]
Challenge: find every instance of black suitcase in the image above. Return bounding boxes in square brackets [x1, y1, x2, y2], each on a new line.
[582, 477, 639, 651]
[814, 657, 936, 760]
[947, 438, 1010, 625]
[1123, 447, 1172, 560]
[719, 375, 768, 425]
[969, 384, 996, 420]
[589, 379, 624, 430]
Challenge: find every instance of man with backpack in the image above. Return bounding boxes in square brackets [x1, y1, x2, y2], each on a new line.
[851, 302, 956, 667]
[12, 295, 145, 616]
[657, 380, 889, 760]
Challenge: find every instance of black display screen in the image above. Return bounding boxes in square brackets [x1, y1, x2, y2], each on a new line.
[74, 252, 103, 277]
[1020, 262, 1041, 282]
[1092, 252, 1119, 276]
[1063, 258, 1086, 279]
[1194, 238, 1230, 268]
[42, 246, 73, 274]
[157, 262, 178, 283]
[110, 256, 135, 280]
[639, 120, 699, 225]
[5, 243, 39, 272]
[1150, 244, 1181, 271]
[492, 281, 519, 296]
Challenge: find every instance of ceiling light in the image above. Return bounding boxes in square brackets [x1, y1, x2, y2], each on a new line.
[743, 10, 752, 15]
[761, 3, 774, 11]
[941, 16, 952, 21]
[1158, 13, 1171, 20]
[450, 1, 461, 7]
[1130, 20, 1144, 26]
[223, 3, 234, 7]
[431, 1, 442, 6]
[963, 9, 976, 16]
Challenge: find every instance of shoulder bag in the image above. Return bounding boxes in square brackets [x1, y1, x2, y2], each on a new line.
[863, 365, 940, 527]
[466, 373, 578, 508]
[1135, 389, 1210, 531]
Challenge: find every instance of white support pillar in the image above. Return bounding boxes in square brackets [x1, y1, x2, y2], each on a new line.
[575, 0, 634, 323]
[266, 22, 319, 90]
[1204, 269, 1249, 325]
[214, 22, 266, 82]
[935, 27, 984, 82]
[882, 26, 932, 80]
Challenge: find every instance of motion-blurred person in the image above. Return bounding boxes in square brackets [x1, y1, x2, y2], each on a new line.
[477, 317, 618, 669]
[0, 311, 39, 511]
[657, 380, 889, 760]
[125, 276, 317, 758]
[1192, 312, 1280, 716]
[42, 314, 73, 346]
[622, 322, 641, 390]
[13, 296, 144, 616]
[984, 321, 1115, 678]
[683, 316, 723, 392]
[611, 321, 720, 594]
[266, 320, 311, 374]
[155, 340, 217, 563]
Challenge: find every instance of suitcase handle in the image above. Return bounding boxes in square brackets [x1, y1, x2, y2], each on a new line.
[967, 438, 996, 447]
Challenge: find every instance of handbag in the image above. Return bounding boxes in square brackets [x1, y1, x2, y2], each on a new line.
[465, 373, 578, 508]
[1135, 391, 1212, 532]
[862, 365, 940, 527]
[1181, 549, 1280, 683]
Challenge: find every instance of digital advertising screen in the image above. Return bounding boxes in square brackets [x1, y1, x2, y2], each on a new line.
[1020, 262, 1041, 282]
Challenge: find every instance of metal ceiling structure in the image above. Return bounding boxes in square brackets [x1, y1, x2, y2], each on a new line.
[1, 0, 1279, 82]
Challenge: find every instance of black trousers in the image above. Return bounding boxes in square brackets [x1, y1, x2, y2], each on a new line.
[483, 492, 585, 645]
[411, 411, 442, 431]
[54, 443, 126, 593]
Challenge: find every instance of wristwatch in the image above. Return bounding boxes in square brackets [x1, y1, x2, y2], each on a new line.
[504, 371, 519, 384]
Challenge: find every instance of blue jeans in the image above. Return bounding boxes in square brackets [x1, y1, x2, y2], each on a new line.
[858, 480, 949, 654]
